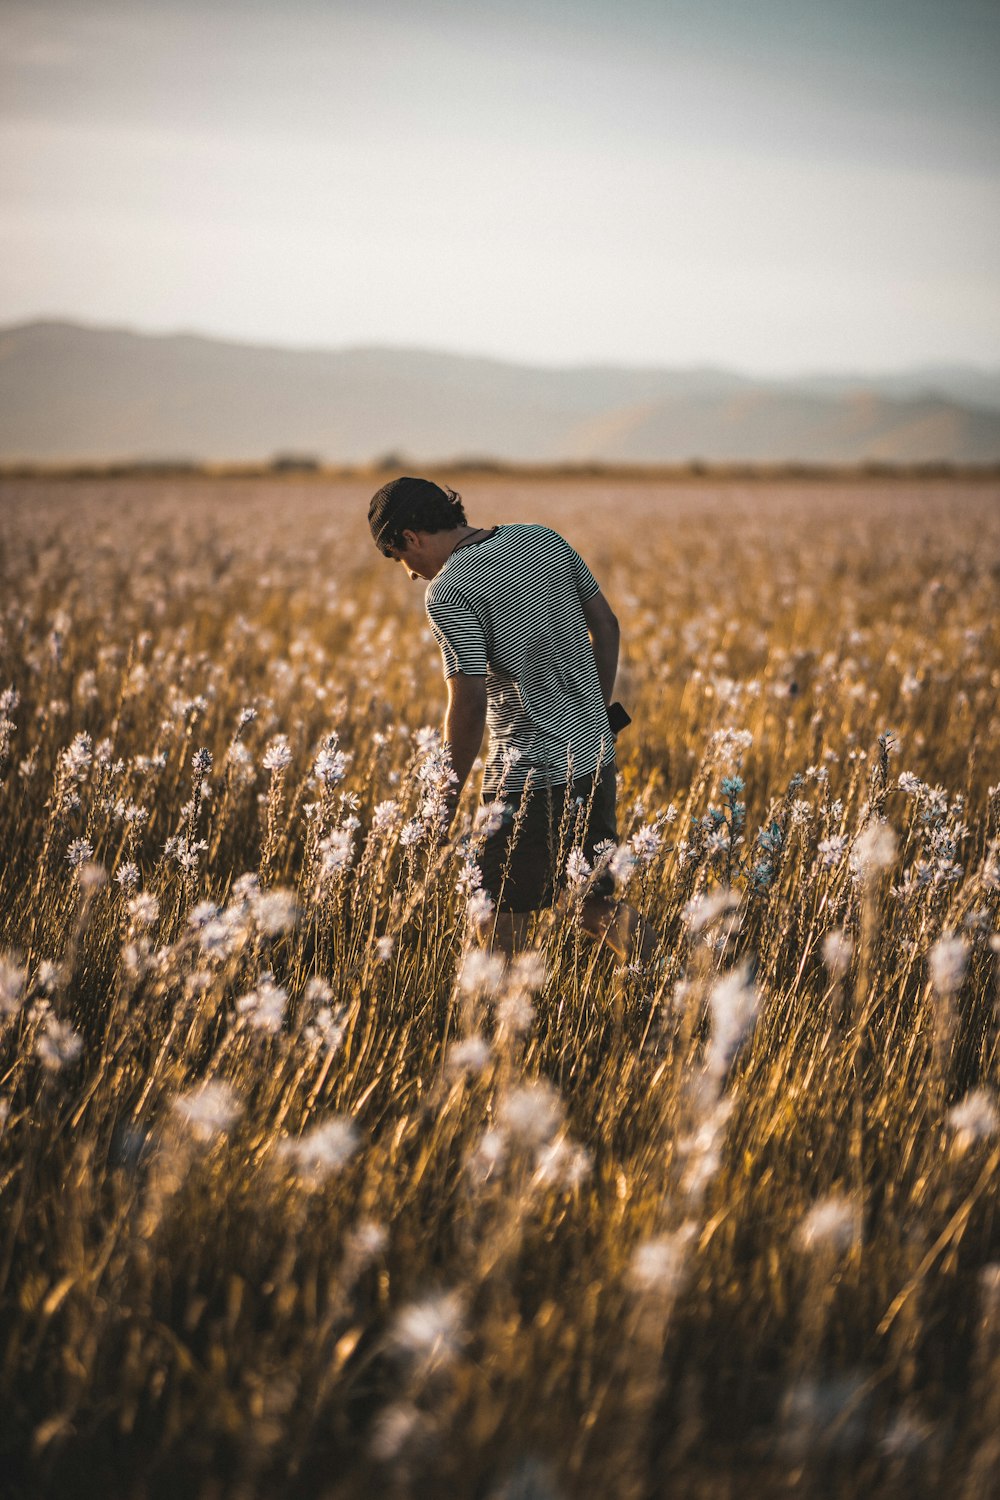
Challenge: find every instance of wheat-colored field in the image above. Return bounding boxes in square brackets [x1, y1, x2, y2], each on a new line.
[0, 475, 998, 1499]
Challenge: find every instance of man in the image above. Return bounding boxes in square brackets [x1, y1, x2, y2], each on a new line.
[369, 475, 655, 963]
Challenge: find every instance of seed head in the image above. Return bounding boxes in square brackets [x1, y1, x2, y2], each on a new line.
[262, 735, 292, 772]
[172, 1080, 241, 1141]
[928, 934, 968, 997]
[947, 1089, 999, 1151]
[796, 1195, 861, 1255]
[277, 1117, 359, 1183]
[36, 1015, 83, 1072]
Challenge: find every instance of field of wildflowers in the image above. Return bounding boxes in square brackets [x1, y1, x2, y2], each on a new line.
[0, 474, 998, 1499]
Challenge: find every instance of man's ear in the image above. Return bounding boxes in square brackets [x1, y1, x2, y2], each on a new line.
[400, 528, 420, 551]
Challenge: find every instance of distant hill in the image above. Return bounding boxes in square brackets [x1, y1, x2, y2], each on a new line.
[1, 319, 999, 464]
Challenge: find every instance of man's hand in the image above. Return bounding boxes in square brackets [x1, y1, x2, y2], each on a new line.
[444, 673, 487, 819]
[581, 591, 620, 707]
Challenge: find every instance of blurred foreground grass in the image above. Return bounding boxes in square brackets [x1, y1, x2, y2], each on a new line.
[0, 475, 998, 1499]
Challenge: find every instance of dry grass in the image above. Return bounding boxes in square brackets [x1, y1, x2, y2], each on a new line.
[0, 475, 998, 1500]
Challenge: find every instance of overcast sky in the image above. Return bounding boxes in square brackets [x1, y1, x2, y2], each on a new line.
[2, 0, 998, 373]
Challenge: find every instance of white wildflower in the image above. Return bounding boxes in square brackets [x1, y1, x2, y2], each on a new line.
[303, 976, 333, 1006]
[822, 929, 853, 978]
[678, 1094, 734, 1201]
[66, 838, 94, 869]
[565, 847, 591, 889]
[457, 949, 505, 998]
[466, 888, 495, 928]
[262, 735, 292, 772]
[500, 1081, 563, 1147]
[371, 799, 400, 833]
[251, 887, 298, 935]
[448, 1034, 491, 1076]
[317, 826, 356, 877]
[277, 1117, 360, 1183]
[850, 822, 898, 878]
[683, 887, 738, 934]
[163, 835, 208, 872]
[628, 1223, 698, 1295]
[345, 1219, 388, 1264]
[508, 950, 547, 995]
[226, 740, 255, 784]
[36, 1015, 83, 1072]
[313, 744, 349, 787]
[533, 1136, 591, 1191]
[0, 956, 27, 1017]
[609, 842, 637, 884]
[789, 799, 812, 827]
[127, 891, 159, 926]
[303, 1004, 348, 1056]
[198, 916, 241, 959]
[631, 822, 662, 862]
[390, 1291, 464, 1371]
[705, 963, 759, 1079]
[817, 835, 848, 869]
[36, 960, 62, 994]
[224, 873, 259, 916]
[947, 1089, 999, 1151]
[369, 1402, 426, 1463]
[172, 1080, 241, 1141]
[473, 800, 509, 837]
[0, 719, 16, 764]
[928, 935, 968, 997]
[796, 1195, 861, 1255]
[495, 991, 535, 1035]
[897, 772, 925, 796]
[60, 731, 93, 778]
[376, 935, 394, 961]
[115, 861, 140, 890]
[235, 976, 288, 1033]
[708, 727, 753, 770]
[468, 1127, 507, 1182]
[188, 899, 221, 929]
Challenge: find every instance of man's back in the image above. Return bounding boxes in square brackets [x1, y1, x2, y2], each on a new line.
[424, 523, 614, 793]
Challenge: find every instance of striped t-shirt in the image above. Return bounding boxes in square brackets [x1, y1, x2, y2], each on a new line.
[425, 524, 615, 795]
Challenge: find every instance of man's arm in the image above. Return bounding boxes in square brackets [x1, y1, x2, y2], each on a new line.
[444, 673, 487, 814]
[581, 591, 620, 707]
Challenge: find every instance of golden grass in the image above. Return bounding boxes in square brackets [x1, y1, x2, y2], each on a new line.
[0, 475, 998, 1499]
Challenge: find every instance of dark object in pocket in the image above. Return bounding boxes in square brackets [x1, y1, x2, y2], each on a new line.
[608, 701, 631, 735]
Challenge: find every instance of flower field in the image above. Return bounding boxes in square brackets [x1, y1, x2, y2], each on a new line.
[0, 473, 998, 1499]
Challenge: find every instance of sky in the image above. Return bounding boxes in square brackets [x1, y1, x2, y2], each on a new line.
[2, 0, 999, 374]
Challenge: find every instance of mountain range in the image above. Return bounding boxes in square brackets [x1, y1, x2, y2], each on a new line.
[2, 319, 999, 465]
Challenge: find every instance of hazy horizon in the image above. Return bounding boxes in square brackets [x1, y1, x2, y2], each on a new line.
[8, 312, 1000, 383]
[3, 0, 999, 375]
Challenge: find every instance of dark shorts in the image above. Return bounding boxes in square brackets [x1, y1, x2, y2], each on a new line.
[476, 765, 619, 914]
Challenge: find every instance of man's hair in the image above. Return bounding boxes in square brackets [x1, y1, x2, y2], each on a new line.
[368, 476, 467, 556]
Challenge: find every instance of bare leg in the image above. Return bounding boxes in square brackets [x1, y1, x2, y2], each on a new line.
[580, 896, 657, 965]
[475, 900, 655, 967]
[478, 910, 533, 961]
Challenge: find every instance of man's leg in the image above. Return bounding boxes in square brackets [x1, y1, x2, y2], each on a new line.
[486, 910, 534, 960]
[580, 895, 657, 965]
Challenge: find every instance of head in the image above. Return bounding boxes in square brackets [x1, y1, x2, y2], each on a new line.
[368, 476, 468, 580]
